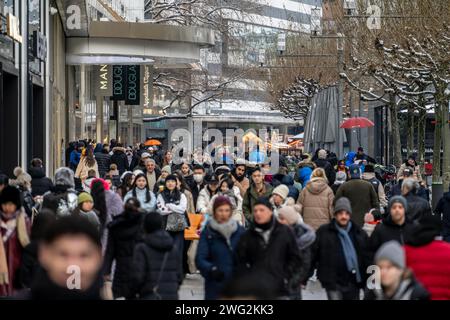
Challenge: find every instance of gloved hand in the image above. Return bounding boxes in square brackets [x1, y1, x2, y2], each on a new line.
[210, 266, 225, 282]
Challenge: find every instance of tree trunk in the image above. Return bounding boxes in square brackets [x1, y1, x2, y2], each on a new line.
[407, 106, 414, 155]
[442, 98, 450, 191]
[417, 106, 426, 176]
[390, 95, 402, 167]
[432, 106, 442, 183]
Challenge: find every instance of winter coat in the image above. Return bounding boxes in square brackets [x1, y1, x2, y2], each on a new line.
[234, 219, 302, 296]
[124, 188, 156, 213]
[94, 152, 111, 177]
[196, 187, 216, 215]
[335, 179, 380, 227]
[208, 187, 244, 225]
[281, 175, 300, 202]
[18, 241, 41, 289]
[110, 148, 129, 175]
[75, 158, 99, 181]
[196, 222, 245, 300]
[369, 214, 416, 254]
[312, 219, 371, 290]
[103, 211, 144, 299]
[289, 222, 316, 286]
[42, 185, 78, 217]
[156, 192, 188, 231]
[298, 177, 334, 231]
[297, 162, 315, 186]
[69, 150, 81, 171]
[435, 191, 450, 240]
[131, 230, 182, 300]
[362, 172, 388, 209]
[397, 163, 422, 182]
[404, 192, 432, 222]
[364, 271, 429, 300]
[18, 186, 35, 218]
[28, 167, 54, 197]
[405, 240, 450, 300]
[314, 158, 336, 185]
[188, 181, 205, 211]
[242, 183, 274, 223]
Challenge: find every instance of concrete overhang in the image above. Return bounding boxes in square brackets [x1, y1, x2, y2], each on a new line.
[66, 21, 216, 66]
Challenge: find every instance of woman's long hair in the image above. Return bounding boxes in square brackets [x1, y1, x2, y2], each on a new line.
[84, 145, 96, 167]
[90, 180, 108, 236]
[131, 173, 151, 203]
[173, 172, 191, 193]
[119, 172, 134, 198]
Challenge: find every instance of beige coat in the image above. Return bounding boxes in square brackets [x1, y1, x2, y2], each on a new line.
[397, 163, 422, 182]
[75, 157, 99, 181]
[298, 177, 334, 230]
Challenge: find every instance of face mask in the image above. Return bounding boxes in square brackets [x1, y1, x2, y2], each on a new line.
[193, 174, 204, 183]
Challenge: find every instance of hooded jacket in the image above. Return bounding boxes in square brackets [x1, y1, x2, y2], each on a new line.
[94, 151, 111, 178]
[404, 192, 432, 222]
[131, 230, 181, 300]
[242, 182, 274, 223]
[28, 167, 54, 197]
[42, 168, 78, 217]
[297, 161, 315, 186]
[297, 177, 334, 231]
[110, 147, 129, 175]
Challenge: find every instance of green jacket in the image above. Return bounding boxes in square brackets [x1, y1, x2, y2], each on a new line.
[242, 182, 274, 223]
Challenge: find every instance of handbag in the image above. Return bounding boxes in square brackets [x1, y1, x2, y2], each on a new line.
[184, 213, 204, 240]
[165, 212, 186, 232]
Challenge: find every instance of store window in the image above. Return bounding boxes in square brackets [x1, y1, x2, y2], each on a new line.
[0, 0, 15, 61]
[29, 0, 42, 75]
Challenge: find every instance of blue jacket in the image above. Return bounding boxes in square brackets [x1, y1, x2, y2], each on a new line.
[281, 175, 300, 201]
[69, 150, 81, 170]
[298, 166, 313, 186]
[196, 223, 245, 300]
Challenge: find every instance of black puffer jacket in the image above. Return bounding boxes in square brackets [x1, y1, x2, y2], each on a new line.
[435, 191, 450, 239]
[28, 167, 53, 197]
[103, 212, 144, 299]
[234, 219, 302, 296]
[369, 214, 416, 253]
[404, 192, 432, 222]
[312, 219, 371, 290]
[131, 230, 182, 300]
[94, 152, 111, 177]
[110, 148, 129, 175]
[314, 159, 336, 185]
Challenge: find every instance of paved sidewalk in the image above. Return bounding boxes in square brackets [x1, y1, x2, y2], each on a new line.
[178, 274, 328, 300]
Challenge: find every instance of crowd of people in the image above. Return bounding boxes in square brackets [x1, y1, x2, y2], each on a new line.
[0, 139, 450, 300]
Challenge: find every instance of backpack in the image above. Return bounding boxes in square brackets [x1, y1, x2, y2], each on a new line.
[367, 177, 381, 198]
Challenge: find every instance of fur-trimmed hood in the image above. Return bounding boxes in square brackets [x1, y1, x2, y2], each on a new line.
[54, 167, 75, 188]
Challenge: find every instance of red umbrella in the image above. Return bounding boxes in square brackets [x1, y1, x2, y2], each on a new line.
[340, 117, 374, 129]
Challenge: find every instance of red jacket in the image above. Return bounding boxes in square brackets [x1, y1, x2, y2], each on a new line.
[405, 240, 450, 300]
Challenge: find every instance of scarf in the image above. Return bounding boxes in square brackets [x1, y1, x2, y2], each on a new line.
[0, 210, 30, 285]
[209, 218, 238, 247]
[254, 217, 275, 245]
[147, 171, 156, 191]
[334, 221, 361, 283]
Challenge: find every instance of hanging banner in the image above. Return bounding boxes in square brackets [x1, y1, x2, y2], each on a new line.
[125, 65, 140, 105]
[112, 65, 126, 101]
[140, 65, 152, 110]
[95, 64, 113, 97]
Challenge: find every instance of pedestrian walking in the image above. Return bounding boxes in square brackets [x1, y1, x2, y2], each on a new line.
[75, 145, 99, 181]
[397, 155, 422, 182]
[73, 192, 101, 229]
[9, 167, 35, 218]
[242, 167, 273, 224]
[69, 142, 82, 172]
[117, 171, 134, 199]
[297, 157, 315, 187]
[405, 215, 450, 300]
[434, 185, 450, 242]
[41, 167, 78, 217]
[230, 161, 250, 198]
[196, 196, 245, 300]
[369, 196, 415, 253]
[297, 168, 334, 231]
[28, 158, 54, 197]
[335, 164, 379, 227]
[144, 159, 161, 192]
[0, 186, 31, 296]
[234, 197, 302, 298]
[208, 177, 244, 225]
[124, 173, 157, 213]
[94, 144, 111, 178]
[131, 212, 182, 300]
[314, 149, 335, 186]
[188, 164, 206, 210]
[103, 197, 144, 299]
[401, 178, 432, 221]
[110, 144, 129, 175]
[331, 171, 347, 195]
[362, 163, 388, 210]
[312, 197, 371, 300]
[364, 241, 429, 300]
[197, 174, 220, 215]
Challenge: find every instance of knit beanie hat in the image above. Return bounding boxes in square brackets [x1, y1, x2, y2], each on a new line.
[374, 240, 405, 269]
[78, 192, 93, 205]
[143, 212, 163, 233]
[54, 167, 75, 188]
[10, 167, 32, 188]
[272, 184, 289, 200]
[334, 197, 352, 215]
[278, 206, 300, 225]
[161, 165, 172, 174]
[388, 196, 407, 213]
[318, 149, 327, 160]
[335, 171, 347, 184]
[213, 196, 233, 215]
[0, 185, 22, 209]
[90, 178, 110, 191]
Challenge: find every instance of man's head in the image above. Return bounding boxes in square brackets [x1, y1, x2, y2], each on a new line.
[144, 159, 156, 173]
[357, 147, 364, 155]
[141, 152, 151, 161]
[318, 149, 327, 160]
[143, 211, 163, 234]
[193, 164, 205, 183]
[206, 174, 219, 191]
[39, 216, 102, 291]
[251, 167, 264, 185]
[388, 196, 407, 225]
[252, 197, 273, 225]
[30, 158, 43, 168]
[402, 167, 413, 179]
[375, 241, 405, 289]
[401, 178, 418, 196]
[334, 197, 352, 227]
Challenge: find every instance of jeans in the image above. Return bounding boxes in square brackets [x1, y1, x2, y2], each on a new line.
[326, 283, 360, 300]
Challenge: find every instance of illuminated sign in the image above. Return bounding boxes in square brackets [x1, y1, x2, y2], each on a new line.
[125, 65, 140, 105]
[6, 13, 22, 43]
[112, 65, 126, 100]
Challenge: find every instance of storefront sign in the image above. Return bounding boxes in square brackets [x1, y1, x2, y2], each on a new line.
[95, 65, 113, 97]
[140, 65, 152, 109]
[125, 65, 140, 105]
[6, 13, 22, 43]
[32, 31, 47, 61]
[112, 65, 126, 100]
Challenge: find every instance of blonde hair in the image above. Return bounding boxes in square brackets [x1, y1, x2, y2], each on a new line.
[110, 163, 118, 171]
[311, 168, 329, 184]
